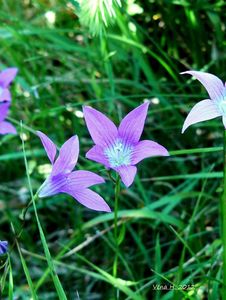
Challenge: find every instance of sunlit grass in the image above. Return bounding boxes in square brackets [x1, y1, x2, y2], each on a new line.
[0, 0, 225, 299]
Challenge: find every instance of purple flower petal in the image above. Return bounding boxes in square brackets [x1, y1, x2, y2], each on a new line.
[83, 106, 118, 147]
[0, 241, 8, 255]
[182, 99, 221, 133]
[0, 102, 10, 122]
[66, 170, 105, 189]
[86, 145, 110, 168]
[0, 88, 11, 102]
[0, 121, 17, 135]
[132, 140, 169, 164]
[37, 131, 57, 164]
[38, 174, 67, 198]
[0, 68, 18, 88]
[118, 102, 149, 144]
[52, 135, 79, 176]
[63, 188, 111, 212]
[181, 70, 224, 101]
[116, 165, 137, 187]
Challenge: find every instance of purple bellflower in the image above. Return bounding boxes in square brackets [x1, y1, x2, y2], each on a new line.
[0, 68, 18, 102]
[83, 102, 169, 187]
[0, 102, 17, 135]
[37, 131, 111, 212]
[181, 71, 226, 133]
[0, 240, 8, 255]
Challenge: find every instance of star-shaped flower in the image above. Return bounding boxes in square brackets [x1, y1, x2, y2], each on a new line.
[0, 240, 8, 255]
[0, 102, 17, 135]
[181, 70, 226, 133]
[37, 131, 110, 212]
[83, 102, 169, 187]
[0, 68, 18, 102]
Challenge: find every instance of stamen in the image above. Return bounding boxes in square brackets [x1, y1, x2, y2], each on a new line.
[217, 90, 226, 115]
[218, 90, 226, 114]
[104, 139, 133, 168]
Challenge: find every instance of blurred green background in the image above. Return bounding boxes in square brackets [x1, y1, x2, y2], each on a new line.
[0, 0, 225, 299]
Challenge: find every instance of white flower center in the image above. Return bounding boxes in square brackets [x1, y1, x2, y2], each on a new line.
[219, 100, 226, 114]
[217, 88, 226, 114]
[105, 139, 133, 168]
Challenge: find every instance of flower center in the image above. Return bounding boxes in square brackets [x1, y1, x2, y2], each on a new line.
[217, 88, 226, 114]
[219, 100, 226, 114]
[104, 139, 132, 168]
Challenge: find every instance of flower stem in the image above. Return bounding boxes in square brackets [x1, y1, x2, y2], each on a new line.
[113, 174, 120, 278]
[21, 125, 67, 300]
[222, 129, 226, 299]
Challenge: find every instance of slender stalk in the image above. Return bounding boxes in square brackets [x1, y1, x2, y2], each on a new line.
[222, 129, 226, 299]
[6, 116, 37, 135]
[15, 236, 38, 300]
[9, 199, 33, 253]
[21, 124, 67, 300]
[113, 175, 120, 278]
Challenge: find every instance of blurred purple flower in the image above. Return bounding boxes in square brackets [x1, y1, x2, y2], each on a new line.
[37, 131, 111, 212]
[83, 102, 169, 187]
[0, 68, 18, 102]
[0, 241, 8, 255]
[0, 102, 17, 135]
[181, 71, 226, 133]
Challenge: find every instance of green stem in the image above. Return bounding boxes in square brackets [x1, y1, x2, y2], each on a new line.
[31, 194, 67, 299]
[222, 130, 226, 299]
[21, 126, 67, 300]
[113, 175, 120, 278]
[7, 116, 37, 135]
[9, 199, 33, 254]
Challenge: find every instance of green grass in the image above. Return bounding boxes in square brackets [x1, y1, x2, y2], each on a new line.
[0, 0, 225, 299]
